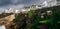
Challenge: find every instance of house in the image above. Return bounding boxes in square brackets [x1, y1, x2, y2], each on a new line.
[5, 8, 14, 13]
[5, 8, 20, 13]
[56, 0, 60, 5]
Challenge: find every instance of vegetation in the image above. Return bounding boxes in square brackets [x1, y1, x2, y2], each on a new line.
[2, 6, 60, 29]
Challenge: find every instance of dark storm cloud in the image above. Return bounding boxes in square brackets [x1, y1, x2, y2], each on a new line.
[0, 0, 36, 6]
[0, 0, 51, 8]
[0, 0, 48, 6]
[0, 0, 10, 6]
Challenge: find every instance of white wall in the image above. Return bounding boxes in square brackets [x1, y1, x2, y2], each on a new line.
[56, 0, 60, 5]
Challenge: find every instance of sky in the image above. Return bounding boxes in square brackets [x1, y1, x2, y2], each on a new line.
[0, 0, 53, 12]
[0, 0, 48, 7]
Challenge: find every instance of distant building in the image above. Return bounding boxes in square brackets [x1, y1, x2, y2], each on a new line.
[56, 0, 60, 5]
[13, 8, 20, 13]
[5, 8, 20, 13]
[5, 8, 14, 13]
[21, 8, 30, 13]
[27, 5, 42, 10]
[29, 0, 57, 9]
[30, 5, 42, 8]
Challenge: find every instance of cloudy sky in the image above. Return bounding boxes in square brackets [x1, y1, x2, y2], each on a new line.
[0, 0, 52, 12]
[0, 0, 49, 6]
[0, 0, 48, 6]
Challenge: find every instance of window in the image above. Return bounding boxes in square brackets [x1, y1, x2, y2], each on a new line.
[57, 0, 60, 1]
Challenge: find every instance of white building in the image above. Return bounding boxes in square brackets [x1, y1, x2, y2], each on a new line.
[36, 5, 42, 9]
[56, 0, 60, 6]
[5, 8, 14, 13]
[21, 8, 30, 13]
[12, 8, 20, 13]
[29, 5, 42, 9]
[5, 8, 20, 13]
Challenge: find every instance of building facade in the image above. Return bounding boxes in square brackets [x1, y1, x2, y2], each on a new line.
[56, 0, 60, 5]
[5, 8, 20, 13]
